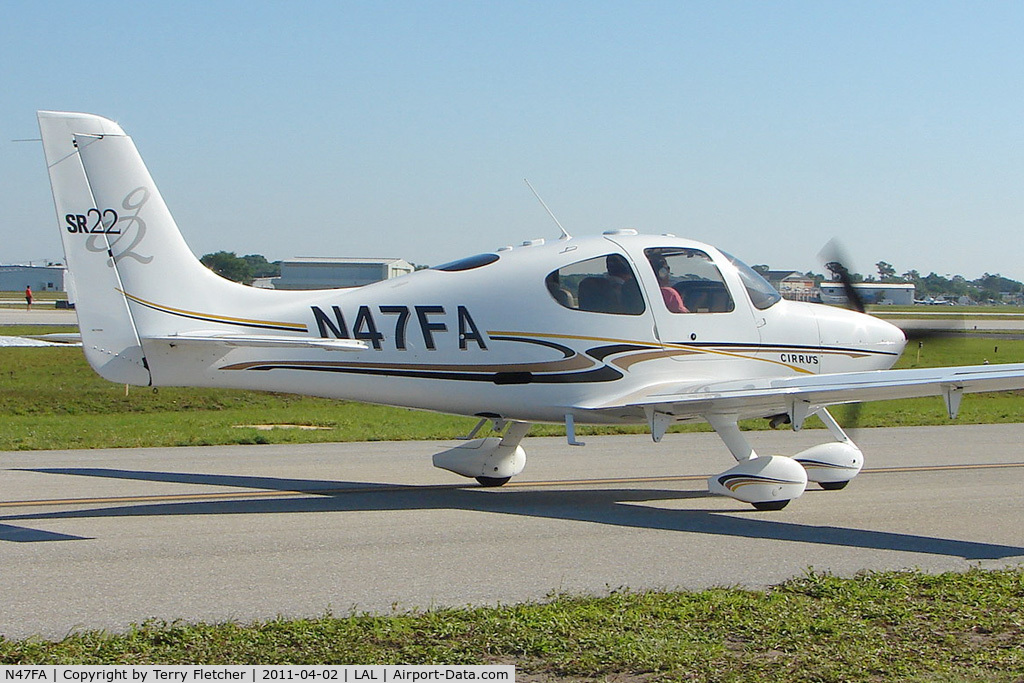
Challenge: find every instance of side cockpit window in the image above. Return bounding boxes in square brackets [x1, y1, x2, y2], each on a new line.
[644, 247, 735, 314]
[546, 254, 645, 315]
[722, 252, 782, 310]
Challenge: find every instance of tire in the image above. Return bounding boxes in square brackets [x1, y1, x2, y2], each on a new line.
[475, 476, 511, 487]
[752, 499, 790, 511]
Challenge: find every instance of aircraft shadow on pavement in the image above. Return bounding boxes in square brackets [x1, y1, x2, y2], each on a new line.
[0, 523, 90, 543]
[5, 466, 1024, 561]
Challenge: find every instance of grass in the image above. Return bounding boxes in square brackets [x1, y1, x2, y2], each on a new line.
[2, 327, 1024, 450]
[1, 568, 1022, 679]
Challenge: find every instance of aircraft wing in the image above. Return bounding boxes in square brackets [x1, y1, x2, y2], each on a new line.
[145, 332, 369, 351]
[574, 362, 1024, 425]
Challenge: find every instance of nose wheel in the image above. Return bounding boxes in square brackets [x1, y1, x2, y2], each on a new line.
[792, 409, 863, 491]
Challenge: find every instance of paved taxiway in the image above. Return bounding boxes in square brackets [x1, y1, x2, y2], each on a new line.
[2, 424, 1023, 640]
[0, 308, 76, 326]
[887, 317, 1024, 333]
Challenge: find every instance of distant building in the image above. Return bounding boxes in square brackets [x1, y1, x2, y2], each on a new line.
[1001, 291, 1024, 306]
[0, 264, 67, 292]
[273, 257, 415, 290]
[764, 270, 816, 302]
[819, 282, 915, 306]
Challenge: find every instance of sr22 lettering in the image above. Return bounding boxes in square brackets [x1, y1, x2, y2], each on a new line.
[65, 209, 120, 234]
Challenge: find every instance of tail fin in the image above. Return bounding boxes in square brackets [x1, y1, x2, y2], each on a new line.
[39, 112, 154, 384]
[38, 111, 290, 385]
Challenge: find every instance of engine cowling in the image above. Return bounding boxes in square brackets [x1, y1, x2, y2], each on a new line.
[793, 441, 863, 487]
[708, 455, 807, 509]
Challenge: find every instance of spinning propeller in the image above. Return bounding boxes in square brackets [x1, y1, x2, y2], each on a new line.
[817, 239, 965, 431]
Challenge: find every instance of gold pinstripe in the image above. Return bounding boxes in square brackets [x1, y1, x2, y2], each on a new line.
[118, 290, 307, 331]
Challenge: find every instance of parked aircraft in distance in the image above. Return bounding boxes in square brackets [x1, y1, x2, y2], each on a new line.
[36, 111, 1024, 510]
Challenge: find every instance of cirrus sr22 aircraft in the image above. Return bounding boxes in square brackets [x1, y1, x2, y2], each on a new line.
[36, 111, 1024, 510]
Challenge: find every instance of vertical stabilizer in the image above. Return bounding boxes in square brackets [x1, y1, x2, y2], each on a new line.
[38, 111, 324, 388]
[38, 111, 152, 385]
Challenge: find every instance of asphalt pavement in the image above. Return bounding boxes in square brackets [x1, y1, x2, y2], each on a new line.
[2, 425, 1023, 640]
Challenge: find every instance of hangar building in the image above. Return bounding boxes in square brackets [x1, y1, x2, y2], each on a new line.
[819, 282, 915, 306]
[273, 257, 415, 290]
[0, 264, 67, 292]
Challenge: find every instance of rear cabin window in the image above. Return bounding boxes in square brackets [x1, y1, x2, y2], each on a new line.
[644, 247, 735, 314]
[432, 253, 499, 272]
[546, 254, 645, 315]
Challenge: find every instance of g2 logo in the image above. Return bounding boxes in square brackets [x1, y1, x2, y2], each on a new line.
[71, 187, 155, 266]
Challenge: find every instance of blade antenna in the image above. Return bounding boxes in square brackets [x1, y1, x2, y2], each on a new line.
[524, 178, 571, 240]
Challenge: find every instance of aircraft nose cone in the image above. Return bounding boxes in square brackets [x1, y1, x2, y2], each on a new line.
[872, 315, 908, 354]
[817, 306, 907, 370]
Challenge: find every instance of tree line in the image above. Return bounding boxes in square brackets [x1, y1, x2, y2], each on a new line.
[199, 252, 280, 285]
[805, 260, 1023, 304]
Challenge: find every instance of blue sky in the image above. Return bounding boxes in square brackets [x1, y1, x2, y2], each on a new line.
[4, 1, 1024, 280]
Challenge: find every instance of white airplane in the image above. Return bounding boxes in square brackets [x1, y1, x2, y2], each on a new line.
[36, 111, 1024, 510]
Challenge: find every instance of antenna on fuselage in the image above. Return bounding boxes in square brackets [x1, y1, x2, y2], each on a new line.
[524, 178, 571, 240]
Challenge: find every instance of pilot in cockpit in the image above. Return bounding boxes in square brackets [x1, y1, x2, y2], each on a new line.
[649, 254, 689, 313]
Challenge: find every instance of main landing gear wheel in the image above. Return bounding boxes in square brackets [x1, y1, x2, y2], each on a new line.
[434, 421, 530, 487]
[819, 480, 850, 491]
[752, 500, 790, 511]
[475, 476, 511, 487]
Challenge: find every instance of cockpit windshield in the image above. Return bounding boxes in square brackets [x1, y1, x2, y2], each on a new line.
[723, 252, 782, 310]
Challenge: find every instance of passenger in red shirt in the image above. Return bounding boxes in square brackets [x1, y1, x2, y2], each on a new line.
[650, 257, 688, 313]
